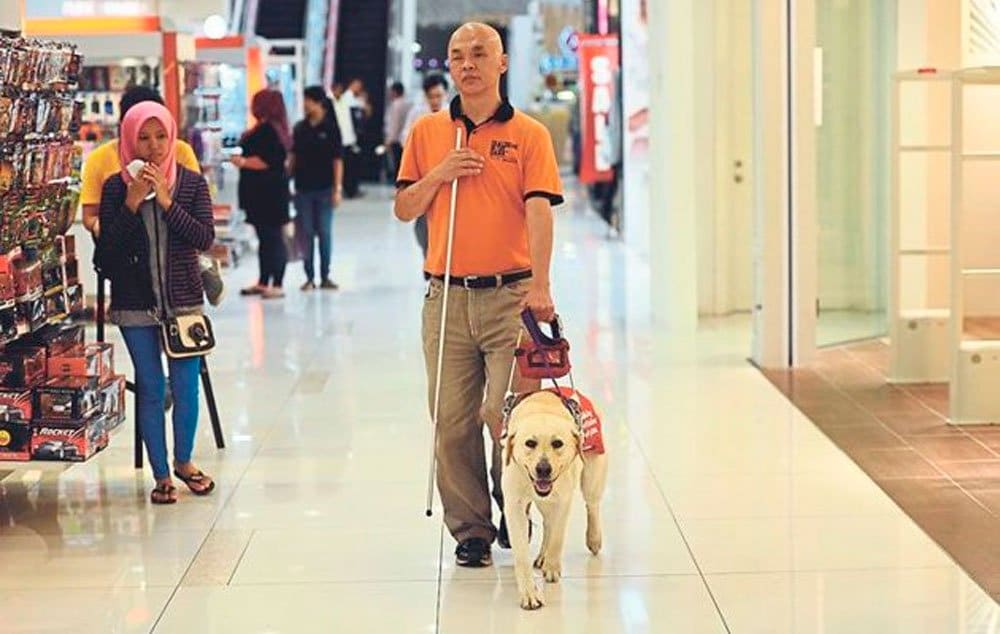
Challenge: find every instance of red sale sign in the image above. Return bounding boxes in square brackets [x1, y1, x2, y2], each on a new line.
[577, 34, 620, 184]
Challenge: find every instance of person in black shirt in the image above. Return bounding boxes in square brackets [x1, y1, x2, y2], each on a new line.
[233, 89, 292, 299]
[290, 86, 344, 291]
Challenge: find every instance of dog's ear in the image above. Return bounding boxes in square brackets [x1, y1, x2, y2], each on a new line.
[505, 432, 515, 466]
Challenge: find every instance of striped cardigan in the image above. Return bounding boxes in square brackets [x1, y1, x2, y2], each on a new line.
[93, 166, 215, 311]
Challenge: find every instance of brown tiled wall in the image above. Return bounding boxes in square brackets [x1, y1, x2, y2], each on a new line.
[764, 341, 1000, 601]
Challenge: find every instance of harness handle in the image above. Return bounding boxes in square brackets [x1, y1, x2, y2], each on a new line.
[521, 309, 563, 346]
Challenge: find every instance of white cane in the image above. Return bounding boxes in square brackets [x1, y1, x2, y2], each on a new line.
[426, 127, 463, 517]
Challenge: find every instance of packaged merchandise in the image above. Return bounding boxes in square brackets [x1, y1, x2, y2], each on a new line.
[13, 258, 42, 300]
[0, 415, 31, 460]
[48, 343, 112, 379]
[0, 305, 17, 343]
[30, 415, 106, 462]
[35, 375, 99, 420]
[0, 387, 33, 420]
[63, 283, 83, 315]
[10, 322, 84, 357]
[0, 346, 46, 388]
[98, 374, 125, 430]
[15, 295, 46, 333]
[43, 290, 67, 322]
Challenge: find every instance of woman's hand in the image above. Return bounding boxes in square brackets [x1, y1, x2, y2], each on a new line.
[230, 155, 245, 169]
[141, 164, 172, 210]
[125, 175, 153, 213]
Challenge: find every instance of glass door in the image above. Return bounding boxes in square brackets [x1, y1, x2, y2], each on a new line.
[815, 0, 897, 346]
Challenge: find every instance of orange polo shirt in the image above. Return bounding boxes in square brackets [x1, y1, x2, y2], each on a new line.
[397, 98, 564, 277]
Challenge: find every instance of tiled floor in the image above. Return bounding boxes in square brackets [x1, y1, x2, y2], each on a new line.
[765, 338, 1000, 604]
[0, 184, 997, 632]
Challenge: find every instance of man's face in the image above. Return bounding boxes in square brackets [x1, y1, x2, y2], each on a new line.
[303, 97, 322, 119]
[425, 85, 447, 112]
[332, 84, 344, 99]
[447, 25, 507, 98]
[349, 80, 363, 95]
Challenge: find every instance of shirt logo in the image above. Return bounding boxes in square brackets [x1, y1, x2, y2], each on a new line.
[489, 140, 519, 163]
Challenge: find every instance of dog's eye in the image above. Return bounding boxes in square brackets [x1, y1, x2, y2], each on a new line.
[525, 439, 538, 449]
[552, 439, 564, 449]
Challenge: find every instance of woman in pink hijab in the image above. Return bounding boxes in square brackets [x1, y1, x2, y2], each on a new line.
[94, 102, 217, 505]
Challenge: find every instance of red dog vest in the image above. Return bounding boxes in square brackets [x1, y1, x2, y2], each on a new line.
[547, 387, 605, 455]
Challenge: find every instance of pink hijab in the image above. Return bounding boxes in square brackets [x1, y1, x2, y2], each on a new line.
[118, 101, 178, 189]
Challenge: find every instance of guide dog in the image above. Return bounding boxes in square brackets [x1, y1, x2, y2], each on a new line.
[501, 389, 608, 610]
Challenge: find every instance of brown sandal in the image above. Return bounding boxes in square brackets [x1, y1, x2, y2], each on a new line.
[151, 482, 178, 505]
[173, 470, 215, 496]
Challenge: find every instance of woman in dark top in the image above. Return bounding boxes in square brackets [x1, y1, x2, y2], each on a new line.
[291, 85, 343, 291]
[94, 102, 216, 505]
[233, 89, 292, 299]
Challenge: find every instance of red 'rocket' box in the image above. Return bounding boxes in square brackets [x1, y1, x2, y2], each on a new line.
[30, 415, 106, 462]
[0, 388, 33, 421]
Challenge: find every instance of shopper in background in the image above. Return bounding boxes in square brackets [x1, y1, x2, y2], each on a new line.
[233, 89, 292, 300]
[394, 22, 563, 568]
[383, 81, 411, 180]
[80, 86, 224, 305]
[331, 82, 358, 149]
[401, 74, 449, 144]
[334, 81, 363, 199]
[291, 86, 344, 291]
[93, 102, 216, 505]
[400, 73, 450, 258]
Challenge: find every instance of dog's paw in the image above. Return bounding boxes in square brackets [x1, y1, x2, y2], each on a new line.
[541, 560, 562, 583]
[519, 584, 544, 610]
[586, 529, 603, 555]
[533, 553, 546, 569]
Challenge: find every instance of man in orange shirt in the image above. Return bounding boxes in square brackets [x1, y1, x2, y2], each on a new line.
[395, 22, 563, 568]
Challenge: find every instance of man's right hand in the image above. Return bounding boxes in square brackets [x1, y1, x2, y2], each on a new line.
[431, 149, 485, 183]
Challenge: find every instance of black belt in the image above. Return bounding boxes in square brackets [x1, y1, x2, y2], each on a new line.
[426, 270, 532, 289]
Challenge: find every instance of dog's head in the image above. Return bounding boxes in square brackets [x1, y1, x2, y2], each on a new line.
[505, 392, 581, 498]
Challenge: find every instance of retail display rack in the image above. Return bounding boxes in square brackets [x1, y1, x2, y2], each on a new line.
[0, 33, 126, 466]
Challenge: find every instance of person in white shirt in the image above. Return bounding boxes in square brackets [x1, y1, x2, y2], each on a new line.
[333, 81, 363, 197]
[383, 81, 412, 179]
[397, 73, 450, 257]
[331, 82, 358, 147]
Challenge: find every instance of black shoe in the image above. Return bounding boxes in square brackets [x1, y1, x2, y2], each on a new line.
[455, 538, 492, 568]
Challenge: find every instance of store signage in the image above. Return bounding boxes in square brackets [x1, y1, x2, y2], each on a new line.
[577, 34, 619, 184]
[26, 0, 154, 18]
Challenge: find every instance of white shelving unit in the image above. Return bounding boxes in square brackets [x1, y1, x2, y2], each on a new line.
[949, 67, 1000, 424]
[888, 70, 954, 383]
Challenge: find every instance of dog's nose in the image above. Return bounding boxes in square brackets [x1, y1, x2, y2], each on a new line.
[535, 460, 552, 479]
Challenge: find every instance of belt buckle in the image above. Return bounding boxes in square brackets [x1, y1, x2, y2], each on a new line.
[463, 275, 477, 289]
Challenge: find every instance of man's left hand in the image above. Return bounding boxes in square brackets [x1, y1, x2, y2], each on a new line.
[521, 282, 555, 322]
[333, 188, 343, 207]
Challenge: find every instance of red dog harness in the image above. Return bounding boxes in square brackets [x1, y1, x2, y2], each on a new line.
[501, 310, 605, 455]
[546, 388, 605, 455]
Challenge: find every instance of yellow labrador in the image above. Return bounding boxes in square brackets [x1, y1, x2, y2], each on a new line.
[502, 390, 608, 610]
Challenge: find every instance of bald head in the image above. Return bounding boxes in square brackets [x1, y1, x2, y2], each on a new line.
[449, 22, 504, 54]
[448, 22, 508, 100]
